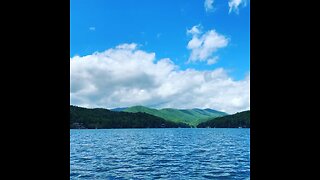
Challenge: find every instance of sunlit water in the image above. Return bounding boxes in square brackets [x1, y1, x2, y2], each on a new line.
[70, 128, 250, 179]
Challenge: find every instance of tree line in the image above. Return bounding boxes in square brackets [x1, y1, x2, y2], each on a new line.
[70, 105, 190, 129]
[197, 110, 250, 128]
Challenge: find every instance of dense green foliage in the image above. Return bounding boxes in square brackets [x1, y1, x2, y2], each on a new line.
[197, 110, 250, 128]
[70, 105, 190, 129]
[122, 106, 227, 126]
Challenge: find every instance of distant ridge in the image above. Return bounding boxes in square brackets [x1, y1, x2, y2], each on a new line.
[110, 107, 128, 112]
[122, 105, 227, 126]
[197, 110, 250, 128]
[70, 105, 190, 129]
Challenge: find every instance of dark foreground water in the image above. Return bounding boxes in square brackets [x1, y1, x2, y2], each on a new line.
[70, 128, 250, 179]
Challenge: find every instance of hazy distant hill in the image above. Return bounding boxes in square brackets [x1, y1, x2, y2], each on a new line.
[70, 105, 190, 129]
[122, 106, 227, 126]
[110, 107, 128, 112]
[197, 110, 250, 128]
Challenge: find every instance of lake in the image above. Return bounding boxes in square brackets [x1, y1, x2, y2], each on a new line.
[70, 128, 250, 179]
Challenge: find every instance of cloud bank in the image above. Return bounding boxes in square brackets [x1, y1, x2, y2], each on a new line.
[70, 43, 249, 114]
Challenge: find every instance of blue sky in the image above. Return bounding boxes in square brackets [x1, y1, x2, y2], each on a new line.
[71, 0, 249, 80]
[70, 0, 250, 113]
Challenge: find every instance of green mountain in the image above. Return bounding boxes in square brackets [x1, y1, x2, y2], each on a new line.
[122, 106, 227, 126]
[197, 110, 250, 128]
[70, 105, 190, 129]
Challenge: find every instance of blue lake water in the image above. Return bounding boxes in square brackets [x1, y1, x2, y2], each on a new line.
[70, 128, 250, 179]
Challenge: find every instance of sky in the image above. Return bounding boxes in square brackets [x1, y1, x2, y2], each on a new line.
[70, 0, 250, 114]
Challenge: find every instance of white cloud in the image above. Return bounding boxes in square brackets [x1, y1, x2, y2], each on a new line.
[207, 56, 219, 65]
[228, 0, 247, 14]
[187, 25, 229, 64]
[89, 27, 96, 31]
[187, 24, 202, 36]
[71, 43, 250, 114]
[204, 0, 214, 12]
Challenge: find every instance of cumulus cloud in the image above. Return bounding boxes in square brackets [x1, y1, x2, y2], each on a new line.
[228, 0, 247, 14]
[89, 27, 96, 31]
[70, 43, 249, 114]
[187, 25, 229, 64]
[204, 0, 214, 12]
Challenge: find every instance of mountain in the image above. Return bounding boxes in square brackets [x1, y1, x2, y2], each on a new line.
[197, 110, 250, 128]
[70, 105, 190, 129]
[110, 107, 128, 112]
[122, 106, 227, 126]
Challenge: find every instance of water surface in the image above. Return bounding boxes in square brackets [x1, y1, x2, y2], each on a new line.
[70, 128, 250, 179]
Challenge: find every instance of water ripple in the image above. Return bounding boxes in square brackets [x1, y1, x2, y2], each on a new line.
[71, 128, 250, 179]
